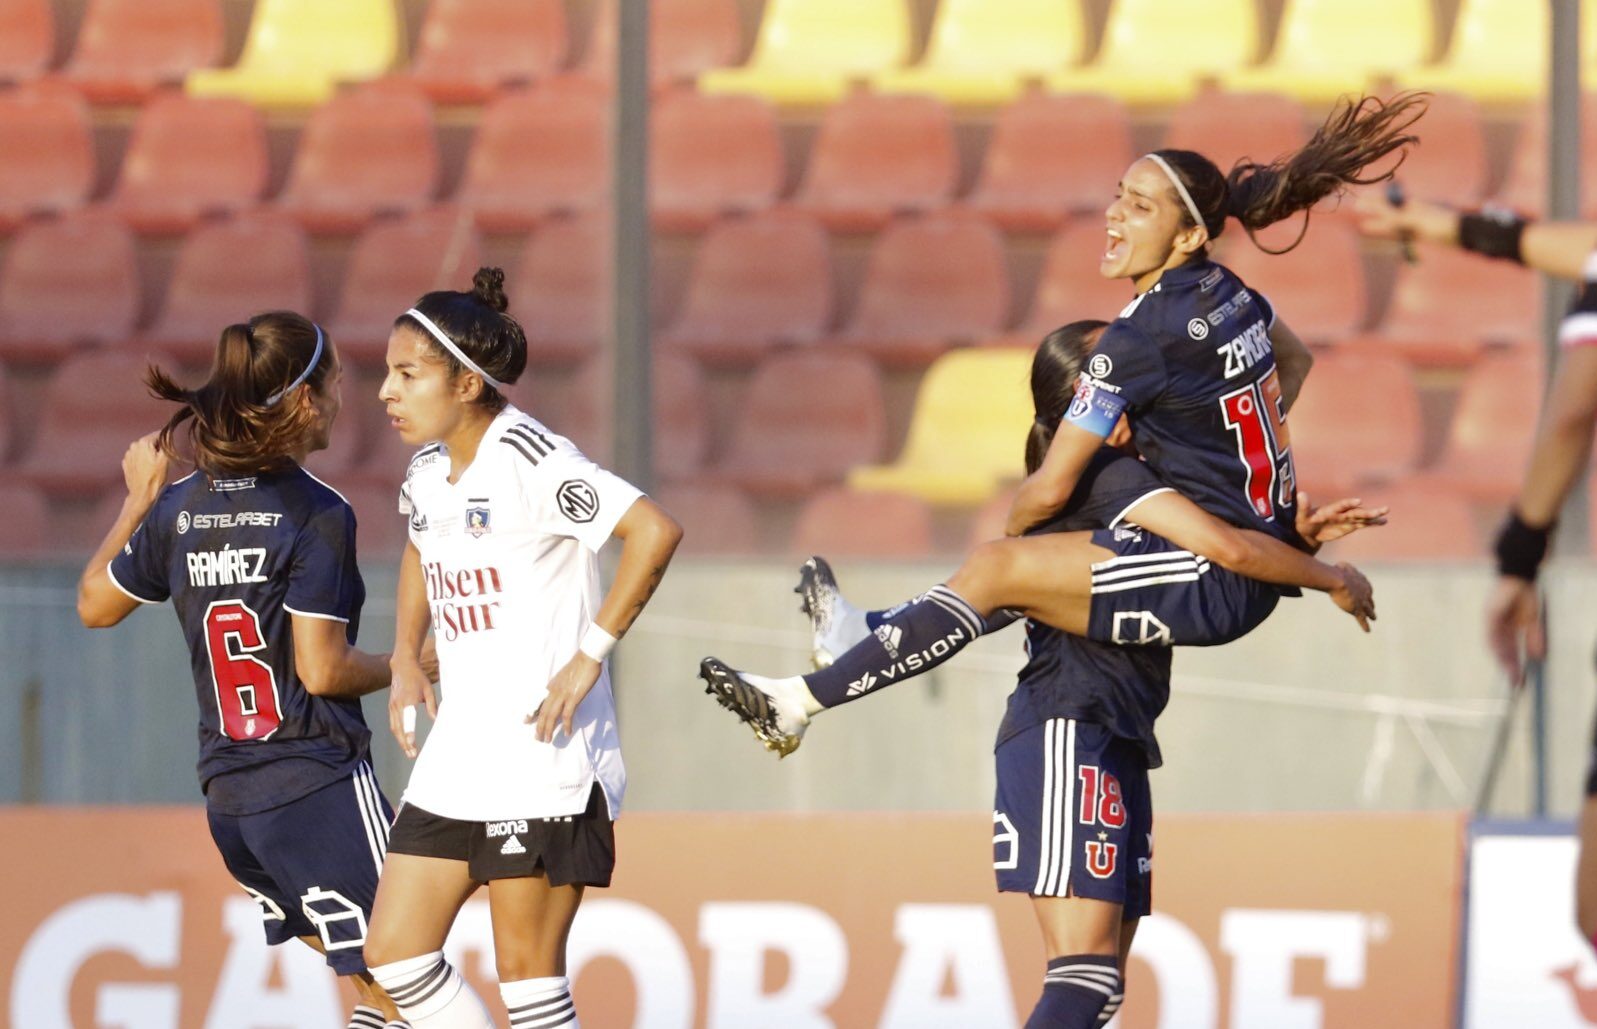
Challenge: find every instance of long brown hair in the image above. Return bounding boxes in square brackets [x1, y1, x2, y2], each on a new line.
[1025, 320, 1109, 475]
[1154, 91, 1427, 254]
[147, 311, 333, 477]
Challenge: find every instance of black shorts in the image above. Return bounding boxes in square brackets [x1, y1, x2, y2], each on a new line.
[387, 784, 615, 887]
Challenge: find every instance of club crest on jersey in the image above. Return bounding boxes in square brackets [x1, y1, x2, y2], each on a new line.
[557, 480, 600, 523]
[176, 511, 191, 534]
[465, 504, 491, 538]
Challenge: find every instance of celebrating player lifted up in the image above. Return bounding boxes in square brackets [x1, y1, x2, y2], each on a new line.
[700, 93, 1420, 756]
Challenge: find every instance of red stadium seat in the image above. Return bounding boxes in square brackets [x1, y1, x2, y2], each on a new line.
[0, 85, 93, 231]
[21, 352, 173, 498]
[996, 219, 1136, 345]
[791, 487, 934, 557]
[403, 0, 568, 103]
[1322, 483, 1482, 563]
[106, 94, 267, 234]
[1283, 352, 1423, 496]
[0, 213, 138, 368]
[457, 83, 609, 232]
[139, 215, 311, 367]
[1217, 219, 1367, 344]
[661, 211, 833, 367]
[791, 93, 958, 232]
[326, 209, 485, 368]
[1496, 97, 1597, 217]
[1161, 91, 1307, 175]
[967, 93, 1133, 232]
[0, 482, 51, 557]
[57, 0, 222, 103]
[833, 212, 1011, 369]
[651, 90, 783, 232]
[579, 0, 743, 89]
[0, 362, 13, 461]
[276, 84, 438, 234]
[713, 349, 886, 499]
[1420, 352, 1543, 502]
[653, 483, 760, 554]
[507, 215, 606, 367]
[0, 0, 53, 84]
[551, 354, 710, 481]
[1350, 243, 1539, 367]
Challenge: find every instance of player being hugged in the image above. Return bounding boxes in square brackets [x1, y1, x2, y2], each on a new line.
[77, 312, 414, 1029]
[362, 269, 682, 1029]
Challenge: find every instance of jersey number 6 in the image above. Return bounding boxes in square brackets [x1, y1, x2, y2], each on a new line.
[1220, 368, 1296, 521]
[203, 600, 283, 742]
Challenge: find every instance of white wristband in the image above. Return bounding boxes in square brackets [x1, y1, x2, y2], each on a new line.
[579, 623, 617, 662]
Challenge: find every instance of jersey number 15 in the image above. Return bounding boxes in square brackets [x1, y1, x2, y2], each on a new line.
[1219, 368, 1296, 521]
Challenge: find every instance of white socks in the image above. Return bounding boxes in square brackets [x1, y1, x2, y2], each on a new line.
[500, 976, 579, 1028]
[369, 952, 493, 1028]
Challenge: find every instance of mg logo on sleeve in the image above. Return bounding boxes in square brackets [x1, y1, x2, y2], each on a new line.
[557, 480, 600, 523]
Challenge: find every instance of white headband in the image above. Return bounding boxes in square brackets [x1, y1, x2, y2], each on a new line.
[265, 324, 324, 406]
[404, 308, 506, 389]
[1143, 153, 1206, 233]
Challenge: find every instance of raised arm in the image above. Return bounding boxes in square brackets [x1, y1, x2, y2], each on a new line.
[1006, 422, 1101, 537]
[1269, 319, 1314, 411]
[1356, 192, 1597, 281]
[78, 434, 169, 628]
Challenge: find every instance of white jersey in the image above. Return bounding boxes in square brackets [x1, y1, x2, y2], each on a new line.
[396, 405, 643, 821]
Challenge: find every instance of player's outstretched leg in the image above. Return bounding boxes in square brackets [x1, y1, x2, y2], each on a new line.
[699, 657, 815, 757]
[795, 556, 869, 670]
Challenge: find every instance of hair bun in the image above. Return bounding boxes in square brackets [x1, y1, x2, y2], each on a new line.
[471, 266, 509, 313]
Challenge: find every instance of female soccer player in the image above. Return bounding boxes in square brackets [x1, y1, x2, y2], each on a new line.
[700, 93, 1418, 755]
[362, 269, 682, 1029]
[77, 312, 411, 1029]
[1357, 189, 1597, 949]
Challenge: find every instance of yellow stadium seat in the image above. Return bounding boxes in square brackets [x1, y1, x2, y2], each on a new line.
[1043, 0, 1260, 105]
[698, 0, 911, 105]
[848, 348, 1034, 506]
[1399, 0, 1597, 102]
[1222, 0, 1433, 103]
[186, 0, 400, 106]
[871, 0, 1087, 105]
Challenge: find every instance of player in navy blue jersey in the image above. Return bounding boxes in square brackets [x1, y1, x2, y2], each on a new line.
[77, 311, 415, 1029]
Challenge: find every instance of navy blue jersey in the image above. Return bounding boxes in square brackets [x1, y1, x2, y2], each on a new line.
[1065, 258, 1304, 549]
[109, 467, 371, 815]
[997, 450, 1173, 766]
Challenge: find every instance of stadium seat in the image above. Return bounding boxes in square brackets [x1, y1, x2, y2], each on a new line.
[579, 0, 742, 89]
[653, 483, 759, 554]
[0, 483, 50, 557]
[508, 215, 606, 367]
[138, 215, 311, 367]
[1044, 0, 1261, 105]
[1348, 244, 1539, 367]
[996, 220, 1136, 345]
[1322, 483, 1482, 563]
[848, 347, 1033, 505]
[21, 352, 173, 498]
[651, 90, 783, 231]
[185, 0, 400, 106]
[276, 85, 438, 234]
[1161, 91, 1306, 177]
[457, 83, 609, 232]
[966, 93, 1133, 231]
[0, 85, 93, 231]
[661, 211, 833, 367]
[871, 0, 1088, 105]
[332, 481, 411, 558]
[0, 0, 52, 84]
[1217, 220, 1366, 344]
[1363, 90, 1486, 208]
[698, 0, 911, 105]
[1280, 352, 1423, 496]
[791, 92, 957, 232]
[1222, 0, 1435, 103]
[712, 349, 886, 499]
[791, 487, 935, 557]
[553, 353, 710, 482]
[106, 94, 267, 234]
[57, 0, 222, 103]
[0, 213, 138, 368]
[833, 212, 1011, 369]
[403, 0, 567, 103]
[1495, 97, 1597, 217]
[325, 209, 485, 368]
[1420, 353, 1543, 502]
[1398, 0, 1597, 103]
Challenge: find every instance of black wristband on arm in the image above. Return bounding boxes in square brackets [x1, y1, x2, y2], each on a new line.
[1494, 510, 1554, 581]
[1458, 209, 1528, 264]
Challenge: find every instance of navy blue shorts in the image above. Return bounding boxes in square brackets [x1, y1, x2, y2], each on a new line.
[1085, 526, 1281, 647]
[993, 718, 1153, 917]
[206, 761, 392, 975]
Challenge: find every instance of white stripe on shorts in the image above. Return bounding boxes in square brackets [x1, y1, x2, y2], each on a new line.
[1036, 718, 1078, 896]
[1034, 719, 1057, 895]
[352, 763, 386, 873]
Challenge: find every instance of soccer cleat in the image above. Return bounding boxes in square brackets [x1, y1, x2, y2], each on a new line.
[795, 555, 843, 670]
[699, 657, 808, 757]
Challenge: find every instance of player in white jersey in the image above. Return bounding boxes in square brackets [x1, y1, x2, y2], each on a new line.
[362, 269, 683, 1029]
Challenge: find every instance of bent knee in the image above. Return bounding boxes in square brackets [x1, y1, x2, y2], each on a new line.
[951, 541, 1019, 607]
